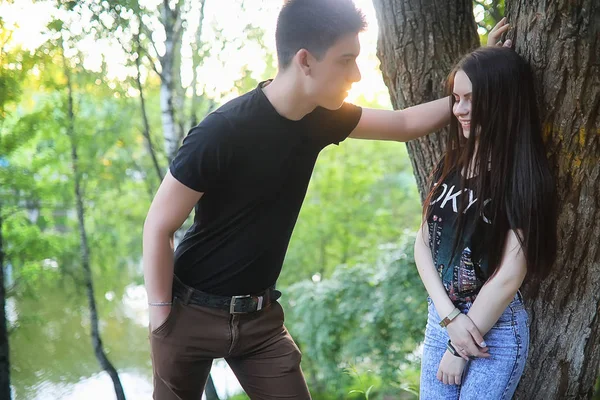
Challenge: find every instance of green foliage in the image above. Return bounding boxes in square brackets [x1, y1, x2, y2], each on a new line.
[2, 36, 150, 294]
[0, 20, 38, 120]
[227, 394, 251, 400]
[282, 234, 427, 399]
[281, 140, 421, 286]
[232, 23, 278, 93]
[473, 0, 505, 45]
[346, 364, 378, 400]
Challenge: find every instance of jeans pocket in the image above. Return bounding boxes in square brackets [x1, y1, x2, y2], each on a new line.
[495, 301, 526, 328]
[151, 298, 180, 337]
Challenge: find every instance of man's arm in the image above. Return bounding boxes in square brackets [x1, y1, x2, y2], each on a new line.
[143, 170, 203, 330]
[349, 97, 451, 141]
[347, 19, 512, 144]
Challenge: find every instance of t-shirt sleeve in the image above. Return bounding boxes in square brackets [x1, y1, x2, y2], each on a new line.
[311, 102, 363, 146]
[169, 112, 233, 193]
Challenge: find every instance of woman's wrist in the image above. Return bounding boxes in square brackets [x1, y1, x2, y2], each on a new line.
[446, 340, 465, 358]
[430, 295, 458, 321]
[439, 308, 461, 327]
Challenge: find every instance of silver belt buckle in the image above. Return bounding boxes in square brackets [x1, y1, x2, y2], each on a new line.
[230, 295, 251, 314]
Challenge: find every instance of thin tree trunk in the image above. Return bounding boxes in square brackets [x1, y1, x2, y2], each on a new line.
[135, 33, 164, 183]
[153, 4, 221, 394]
[190, 0, 208, 128]
[0, 201, 11, 399]
[159, 0, 184, 163]
[372, 0, 480, 201]
[172, 0, 187, 145]
[504, 1, 600, 398]
[94, 13, 164, 187]
[61, 40, 126, 400]
[159, 55, 178, 163]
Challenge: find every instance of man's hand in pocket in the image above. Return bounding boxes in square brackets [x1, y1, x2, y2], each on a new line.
[149, 305, 172, 332]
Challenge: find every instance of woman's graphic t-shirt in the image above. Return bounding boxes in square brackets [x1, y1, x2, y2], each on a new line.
[427, 170, 493, 304]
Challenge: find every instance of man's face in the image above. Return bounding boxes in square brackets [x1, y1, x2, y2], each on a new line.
[305, 33, 362, 110]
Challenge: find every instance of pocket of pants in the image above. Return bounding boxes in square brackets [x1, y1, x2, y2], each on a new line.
[151, 298, 180, 336]
[495, 302, 526, 328]
[494, 308, 514, 327]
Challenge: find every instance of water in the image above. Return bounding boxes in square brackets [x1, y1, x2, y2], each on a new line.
[9, 268, 243, 399]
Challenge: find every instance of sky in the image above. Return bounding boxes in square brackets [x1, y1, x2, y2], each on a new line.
[0, 0, 393, 108]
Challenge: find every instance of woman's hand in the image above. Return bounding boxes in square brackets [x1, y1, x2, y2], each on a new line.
[445, 314, 490, 360]
[437, 350, 468, 385]
[487, 17, 512, 48]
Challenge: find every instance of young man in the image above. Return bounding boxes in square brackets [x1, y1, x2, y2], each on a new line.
[143, 0, 465, 398]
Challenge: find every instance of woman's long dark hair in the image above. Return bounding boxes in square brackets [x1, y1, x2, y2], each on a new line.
[424, 47, 557, 281]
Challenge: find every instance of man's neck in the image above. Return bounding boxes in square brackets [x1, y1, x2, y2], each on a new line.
[261, 72, 317, 121]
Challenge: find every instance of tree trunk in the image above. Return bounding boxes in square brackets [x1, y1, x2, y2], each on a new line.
[374, 0, 600, 398]
[61, 41, 126, 400]
[0, 202, 11, 399]
[504, 1, 600, 398]
[159, 0, 185, 163]
[371, 0, 480, 201]
[190, 0, 208, 129]
[135, 33, 164, 184]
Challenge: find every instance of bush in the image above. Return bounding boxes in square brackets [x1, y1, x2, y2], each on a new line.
[281, 232, 427, 398]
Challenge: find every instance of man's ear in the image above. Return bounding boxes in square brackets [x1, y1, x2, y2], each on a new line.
[295, 49, 312, 76]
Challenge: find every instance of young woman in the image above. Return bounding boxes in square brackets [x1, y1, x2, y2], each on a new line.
[414, 44, 557, 398]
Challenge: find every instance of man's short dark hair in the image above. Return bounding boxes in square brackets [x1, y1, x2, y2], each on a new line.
[276, 0, 367, 69]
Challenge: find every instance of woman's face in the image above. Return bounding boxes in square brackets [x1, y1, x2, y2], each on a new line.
[452, 70, 472, 139]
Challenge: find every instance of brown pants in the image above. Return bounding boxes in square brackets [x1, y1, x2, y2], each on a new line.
[149, 295, 311, 400]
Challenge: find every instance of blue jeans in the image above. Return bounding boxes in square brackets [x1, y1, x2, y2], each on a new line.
[420, 294, 529, 399]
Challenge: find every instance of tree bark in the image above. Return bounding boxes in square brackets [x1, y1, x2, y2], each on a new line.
[61, 40, 126, 400]
[504, 1, 600, 398]
[374, 0, 600, 398]
[0, 202, 11, 400]
[372, 0, 480, 201]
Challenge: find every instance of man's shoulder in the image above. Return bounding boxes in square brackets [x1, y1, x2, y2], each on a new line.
[190, 89, 265, 144]
[303, 102, 362, 139]
[212, 88, 264, 121]
[194, 89, 254, 124]
[306, 102, 362, 124]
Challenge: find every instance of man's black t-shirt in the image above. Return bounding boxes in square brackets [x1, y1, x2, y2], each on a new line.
[169, 82, 362, 296]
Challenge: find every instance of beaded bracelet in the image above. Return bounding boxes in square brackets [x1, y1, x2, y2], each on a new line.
[148, 301, 173, 306]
